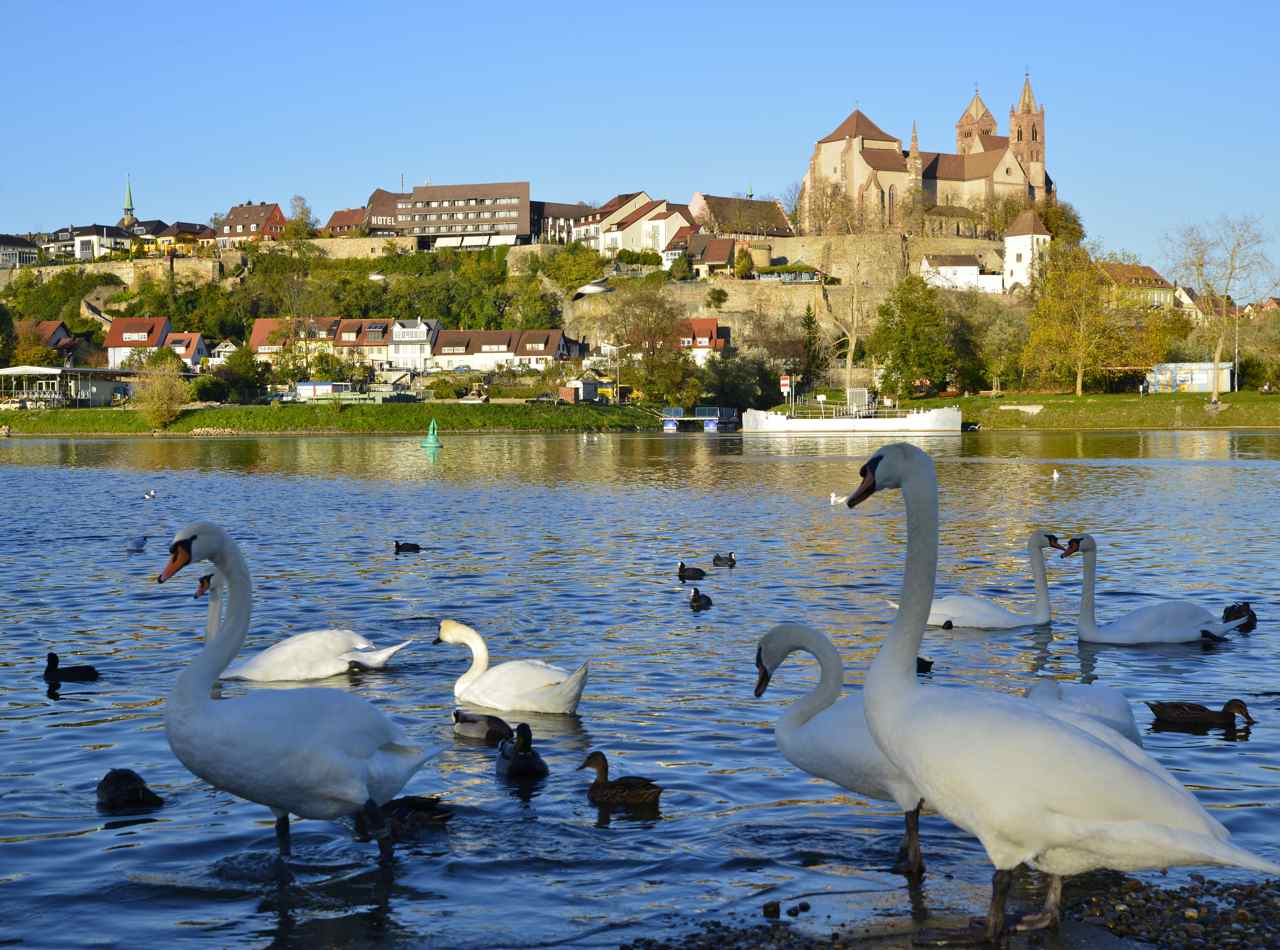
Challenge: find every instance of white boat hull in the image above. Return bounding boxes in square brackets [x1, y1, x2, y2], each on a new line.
[741, 406, 962, 433]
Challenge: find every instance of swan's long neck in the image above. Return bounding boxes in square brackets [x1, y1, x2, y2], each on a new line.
[775, 627, 844, 739]
[453, 628, 490, 693]
[1028, 538, 1051, 624]
[1077, 546, 1098, 636]
[205, 577, 223, 642]
[866, 464, 938, 716]
[174, 543, 252, 707]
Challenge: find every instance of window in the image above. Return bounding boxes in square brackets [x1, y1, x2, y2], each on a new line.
[1016, 253, 1023, 263]
[1017, 128, 1023, 142]
[251, 223, 258, 232]
[1032, 126, 1038, 142]
[397, 202, 410, 209]
[442, 346, 465, 354]
[223, 225, 230, 233]
[123, 332, 149, 342]
[481, 344, 506, 352]
[236, 225, 243, 232]
[887, 185, 896, 225]
[342, 332, 357, 341]
[680, 337, 693, 346]
[525, 342, 544, 352]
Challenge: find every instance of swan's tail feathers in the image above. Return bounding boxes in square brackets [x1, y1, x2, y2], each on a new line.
[542, 662, 589, 714]
[343, 640, 413, 670]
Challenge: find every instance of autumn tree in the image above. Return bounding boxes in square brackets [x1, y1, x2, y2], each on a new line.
[733, 247, 754, 279]
[11, 326, 61, 367]
[604, 282, 701, 406]
[1024, 243, 1114, 395]
[132, 362, 192, 428]
[1166, 216, 1273, 400]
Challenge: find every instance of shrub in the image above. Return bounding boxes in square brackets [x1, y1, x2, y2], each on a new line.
[190, 375, 229, 402]
[132, 364, 192, 428]
[616, 249, 662, 266]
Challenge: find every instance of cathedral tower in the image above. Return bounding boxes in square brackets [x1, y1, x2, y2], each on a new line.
[955, 89, 997, 154]
[1009, 74, 1047, 199]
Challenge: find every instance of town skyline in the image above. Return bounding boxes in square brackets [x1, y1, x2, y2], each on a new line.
[2, 1, 1277, 268]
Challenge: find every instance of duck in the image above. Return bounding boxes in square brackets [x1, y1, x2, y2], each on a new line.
[496, 723, 549, 780]
[435, 619, 588, 714]
[96, 768, 163, 812]
[712, 552, 736, 568]
[915, 656, 934, 675]
[1025, 680, 1142, 745]
[1052, 469, 1061, 482]
[838, 443, 1280, 942]
[394, 540, 422, 554]
[1223, 602, 1259, 633]
[156, 522, 434, 867]
[689, 588, 713, 611]
[901, 529, 1062, 629]
[44, 652, 99, 682]
[578, 750, 662, 805]
[196, 568, 413, 680]
[755, 622, 929, 879]
[677, 561, 706, 581]
[143, 489, 157, 500]
[453, 709, 514, 745]
[1058, 535, 1255, 644]
[1146, 699, 1255, 728]
[125, 535, 148, 553]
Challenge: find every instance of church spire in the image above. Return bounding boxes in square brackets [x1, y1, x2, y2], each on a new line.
[909, 120, 919, 155]
[1018, 72, 1037, 113]
[120, 176, 137, 229]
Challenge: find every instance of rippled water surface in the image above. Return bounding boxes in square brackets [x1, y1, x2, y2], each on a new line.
[2, 431, 1279, 947]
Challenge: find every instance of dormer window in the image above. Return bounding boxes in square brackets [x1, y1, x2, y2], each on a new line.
[123, 332, 149, 342]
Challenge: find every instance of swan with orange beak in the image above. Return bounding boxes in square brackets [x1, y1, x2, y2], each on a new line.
[156, 522, 433, 871]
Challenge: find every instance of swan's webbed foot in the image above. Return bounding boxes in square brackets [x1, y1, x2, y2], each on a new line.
[275, 813, 291, 858]
[1011, 874, 1061, 932]
[361, 799, 395, 865]
[891, 800, 926, 882]
[985, 868, 1014, 945]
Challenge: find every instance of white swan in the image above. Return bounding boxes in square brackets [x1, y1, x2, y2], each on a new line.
[911, 529, 1060, 629]
[157, 523, 433, 865]
[841, 444, 1279, 941]
[436, 619, 587, 714]
[755, 622, 927, 878]
[195, 569, 413, 680]
[1024, 679, 1141, 745]
[1060, 534, 1252, 644]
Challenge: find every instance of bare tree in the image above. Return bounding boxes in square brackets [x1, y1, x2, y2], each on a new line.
[1166, 216, 1272, 400]
[827, 258, 874, 390]
[781, 181, 804, 232]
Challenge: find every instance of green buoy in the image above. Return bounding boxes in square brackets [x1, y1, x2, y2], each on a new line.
[421, 418, 443, 449]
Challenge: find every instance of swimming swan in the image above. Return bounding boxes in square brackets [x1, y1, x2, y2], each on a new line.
[755, 622, 927, 878]
[841, 444, 1279, 942]
[912, 529, 1061, 629]
[1060, 534, 1253, 644]
[435, 619, 588, 715]
[196, 569, 413, 680]
[1024, 679, 1141, 745]
[157, 523, 433, 866]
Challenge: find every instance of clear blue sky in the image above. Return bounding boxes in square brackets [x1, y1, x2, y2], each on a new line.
[2, 0, 1276, 274]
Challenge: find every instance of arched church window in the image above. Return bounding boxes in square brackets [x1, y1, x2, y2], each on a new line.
[879, 190, 885, 227]
[1017, 128, 1023, 142]
[887, 186, 896, 225]
[1032, 126, 1038, 142]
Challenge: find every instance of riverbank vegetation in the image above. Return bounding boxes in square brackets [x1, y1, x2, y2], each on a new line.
[0, 402, 657, 436]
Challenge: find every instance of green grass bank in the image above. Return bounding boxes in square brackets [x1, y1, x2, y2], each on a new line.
[908, 391, 1280, 429]
[0, 402, 659, 436]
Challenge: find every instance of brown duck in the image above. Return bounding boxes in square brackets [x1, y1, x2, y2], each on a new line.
[578, 751, 663, 805]
[1145, 699, 1255, 727]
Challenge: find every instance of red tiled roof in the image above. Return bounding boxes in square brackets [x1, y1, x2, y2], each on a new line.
[979, 134, 1010, 151]
[248, 318, 342, 352]
[677, 318, 726, 351]
[163, 332, 205, 360]
[918, 148, 1010, 182]
[513, 329, 564, 358]
[607, 200, 664, 231]
[1006, 209, 1050, 237]
[223, 203, 284, 229]
[818, 109, 897, 145]
[664, 225, 699, 253]
[861, 148, 908, 173]
[105, 317, 169, 349]
[333, 319, 391, 348]
[324, 208, 366, 231]
[16, 320, 70, 347]
[1098, 262, 1173, 289]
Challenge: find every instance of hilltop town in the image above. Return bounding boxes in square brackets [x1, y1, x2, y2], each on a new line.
[1, 73, 1276, 420]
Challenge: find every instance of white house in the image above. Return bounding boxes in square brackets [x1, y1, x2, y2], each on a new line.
[921, 254, 1003, 293]
[1003, 209, 1051, 291]
[208, 339, 239, 367]
[570, 192, 651, 251]
[42, 225, 133, 261]
[390, 318, 441, 371]
[431, 329, 521, 372]
[163, 332, 209, 370]
[104, 316, 171, 369]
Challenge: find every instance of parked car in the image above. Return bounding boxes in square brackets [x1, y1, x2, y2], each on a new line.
[454, 365, 472, 373]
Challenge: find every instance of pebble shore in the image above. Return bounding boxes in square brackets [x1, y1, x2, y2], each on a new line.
[617, 871, 1280, 949]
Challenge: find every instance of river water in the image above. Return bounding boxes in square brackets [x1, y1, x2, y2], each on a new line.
[1, 431, 1277, 947]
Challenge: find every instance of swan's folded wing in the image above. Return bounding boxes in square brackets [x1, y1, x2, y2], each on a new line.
[225, 629, 371, 681]
[469, 659, 571, 696]
[898, 691, 1222, 842]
